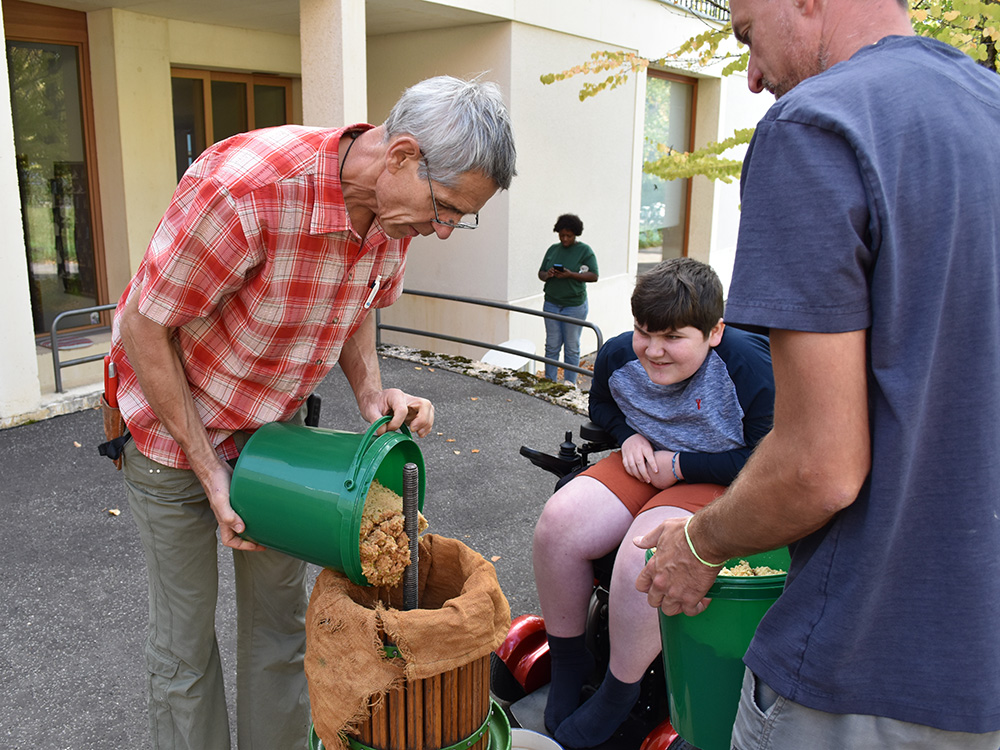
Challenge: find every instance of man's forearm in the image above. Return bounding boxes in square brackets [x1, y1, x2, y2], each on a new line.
[688, 329, 871, 563]
[338, 315, 384, 416]
[119, 294, 218, 476]
[688, 432, 857, 564]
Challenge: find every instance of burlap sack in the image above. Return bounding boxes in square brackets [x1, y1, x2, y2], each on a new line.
[305, 533, 511, 749]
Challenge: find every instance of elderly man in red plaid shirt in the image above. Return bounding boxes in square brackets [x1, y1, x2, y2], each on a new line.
[108, 75, 516, 749]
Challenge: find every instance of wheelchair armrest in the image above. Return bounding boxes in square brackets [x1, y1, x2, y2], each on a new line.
[519, 445, 584, 480]
[580, 422, 618, 447]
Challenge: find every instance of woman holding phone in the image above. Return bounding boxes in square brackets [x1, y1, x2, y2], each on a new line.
[538, 213, 599, 385]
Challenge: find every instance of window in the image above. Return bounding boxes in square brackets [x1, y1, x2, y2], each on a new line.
[171, 68, 293, 181]
[640, 71, 697, 261]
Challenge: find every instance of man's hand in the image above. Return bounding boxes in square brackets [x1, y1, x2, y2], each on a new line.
[634, 516, 719, 616]
[339, 316, 435, 437]
[193, 455, 266, 551]
[358, 388, 435, 437]
[621, 433, 659, 484]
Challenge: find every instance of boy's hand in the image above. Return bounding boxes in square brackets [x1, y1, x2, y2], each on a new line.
[648, 451, 681, 490]
[622, 434, 658, 484]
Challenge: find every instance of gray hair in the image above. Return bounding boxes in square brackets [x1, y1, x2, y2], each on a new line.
[383, 75, 517, 190]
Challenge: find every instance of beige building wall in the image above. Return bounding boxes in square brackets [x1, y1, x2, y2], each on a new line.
[711, 79, 767, 294]
[300, 0, 367, 127]
[505, 21, 639, 354]
[91, 9, 302, 291]
[367, 23, 516, 356]
[367, 20, 639, 362]
[0, 2, 42, 423]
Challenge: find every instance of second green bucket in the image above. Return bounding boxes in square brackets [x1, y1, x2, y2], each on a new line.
[230, 416, 424, 586]
[657, 547, 790, 750]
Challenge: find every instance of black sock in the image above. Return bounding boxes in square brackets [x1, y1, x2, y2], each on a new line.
[544, 633, 594, 735]
[554, 668, 642, 749]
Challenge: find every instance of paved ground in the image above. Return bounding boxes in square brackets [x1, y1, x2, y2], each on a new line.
[0, 352, 596, 749]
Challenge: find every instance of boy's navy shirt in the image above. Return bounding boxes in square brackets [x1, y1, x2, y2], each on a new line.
[589, 326, 774, 485]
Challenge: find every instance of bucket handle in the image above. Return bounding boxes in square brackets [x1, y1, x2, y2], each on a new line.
[343, 415, 412, 491]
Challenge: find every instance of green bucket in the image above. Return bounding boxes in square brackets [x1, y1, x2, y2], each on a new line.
[657, 547, 790, 750]
[230, 416, 424, 586]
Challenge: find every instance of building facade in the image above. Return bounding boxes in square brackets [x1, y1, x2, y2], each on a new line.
[0, 0, 767, 426]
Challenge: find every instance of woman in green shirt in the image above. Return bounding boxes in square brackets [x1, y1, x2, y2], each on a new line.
[538, 214, 599, 385]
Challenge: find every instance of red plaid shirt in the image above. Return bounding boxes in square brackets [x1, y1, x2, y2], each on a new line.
[110, 124, 409, 469]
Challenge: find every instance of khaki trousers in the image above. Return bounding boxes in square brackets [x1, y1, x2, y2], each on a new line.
[123, 437, 310, 750]
[732, 668, 1000, 750]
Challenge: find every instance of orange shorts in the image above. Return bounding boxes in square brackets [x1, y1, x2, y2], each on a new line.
[580, 451, 726, 517]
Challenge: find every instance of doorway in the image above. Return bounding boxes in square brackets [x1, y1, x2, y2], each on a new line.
[640, 71, 696, 268]
[4, 1, 104, 336]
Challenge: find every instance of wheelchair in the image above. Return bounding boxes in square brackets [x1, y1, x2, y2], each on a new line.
[491, 422, 696, 750]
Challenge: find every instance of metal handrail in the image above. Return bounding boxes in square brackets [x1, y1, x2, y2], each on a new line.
[48, 288, 604, 393]
[49, 303, 116, 393]
[376, 289, 603, 378]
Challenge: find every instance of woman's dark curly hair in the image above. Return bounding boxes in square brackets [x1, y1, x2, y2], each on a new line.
[553, 213, 584, 236]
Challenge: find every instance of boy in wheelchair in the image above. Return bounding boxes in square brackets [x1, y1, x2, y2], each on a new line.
[532, 258, 775, 748]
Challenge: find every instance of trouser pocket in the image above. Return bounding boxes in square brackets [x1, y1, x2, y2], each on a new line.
[145, 640, 180, 706]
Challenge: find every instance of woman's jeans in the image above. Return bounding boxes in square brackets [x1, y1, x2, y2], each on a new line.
[543, 300, 588, 384]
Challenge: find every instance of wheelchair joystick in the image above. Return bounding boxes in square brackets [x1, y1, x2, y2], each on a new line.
[558, 431, 578, 461]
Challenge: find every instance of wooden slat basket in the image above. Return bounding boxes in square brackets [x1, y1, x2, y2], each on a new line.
[350, 653, 491, 750]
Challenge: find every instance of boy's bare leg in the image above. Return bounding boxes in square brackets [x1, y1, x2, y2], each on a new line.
[609, 505, 690, 682]
[533, 476, 635, 635]
[555, 505, 690, 748]
[533, 476, 635, 733]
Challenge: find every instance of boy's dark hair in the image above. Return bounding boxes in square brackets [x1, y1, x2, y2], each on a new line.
[553, 213, 584, 236]
[631, 258, 724, 337]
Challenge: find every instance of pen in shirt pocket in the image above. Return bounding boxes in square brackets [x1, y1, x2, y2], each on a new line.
[363, 275, 382, 309]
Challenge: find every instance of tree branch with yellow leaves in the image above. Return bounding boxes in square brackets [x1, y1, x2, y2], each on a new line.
[542, 1, 997, 183]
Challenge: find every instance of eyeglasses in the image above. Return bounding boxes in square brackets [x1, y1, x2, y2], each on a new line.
[423, 160, 479, 230]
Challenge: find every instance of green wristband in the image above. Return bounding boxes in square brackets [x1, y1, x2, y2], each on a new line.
[684, 516, 724, 568]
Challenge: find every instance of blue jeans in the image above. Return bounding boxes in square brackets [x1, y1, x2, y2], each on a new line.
[543, 299, 588, 383]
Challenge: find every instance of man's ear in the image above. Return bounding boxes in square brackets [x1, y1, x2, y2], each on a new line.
[385, 135, 421, 175]
[708, 319, 725, 347]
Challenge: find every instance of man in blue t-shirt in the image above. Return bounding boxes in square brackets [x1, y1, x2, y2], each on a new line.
[635, 0, 1000, 748]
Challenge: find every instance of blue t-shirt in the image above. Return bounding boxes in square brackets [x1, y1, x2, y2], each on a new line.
[725, 36, 1000, 732]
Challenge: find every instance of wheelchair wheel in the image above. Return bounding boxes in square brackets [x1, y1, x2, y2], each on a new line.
[490, 651, 528, 704]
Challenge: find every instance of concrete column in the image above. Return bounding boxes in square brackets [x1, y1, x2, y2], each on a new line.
[0, 3, 43, 421]
[299, 0, 367, 127]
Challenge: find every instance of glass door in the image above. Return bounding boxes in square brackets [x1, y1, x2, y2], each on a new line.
[640, 72, 696, 262]
[6, 39, 97, 334]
